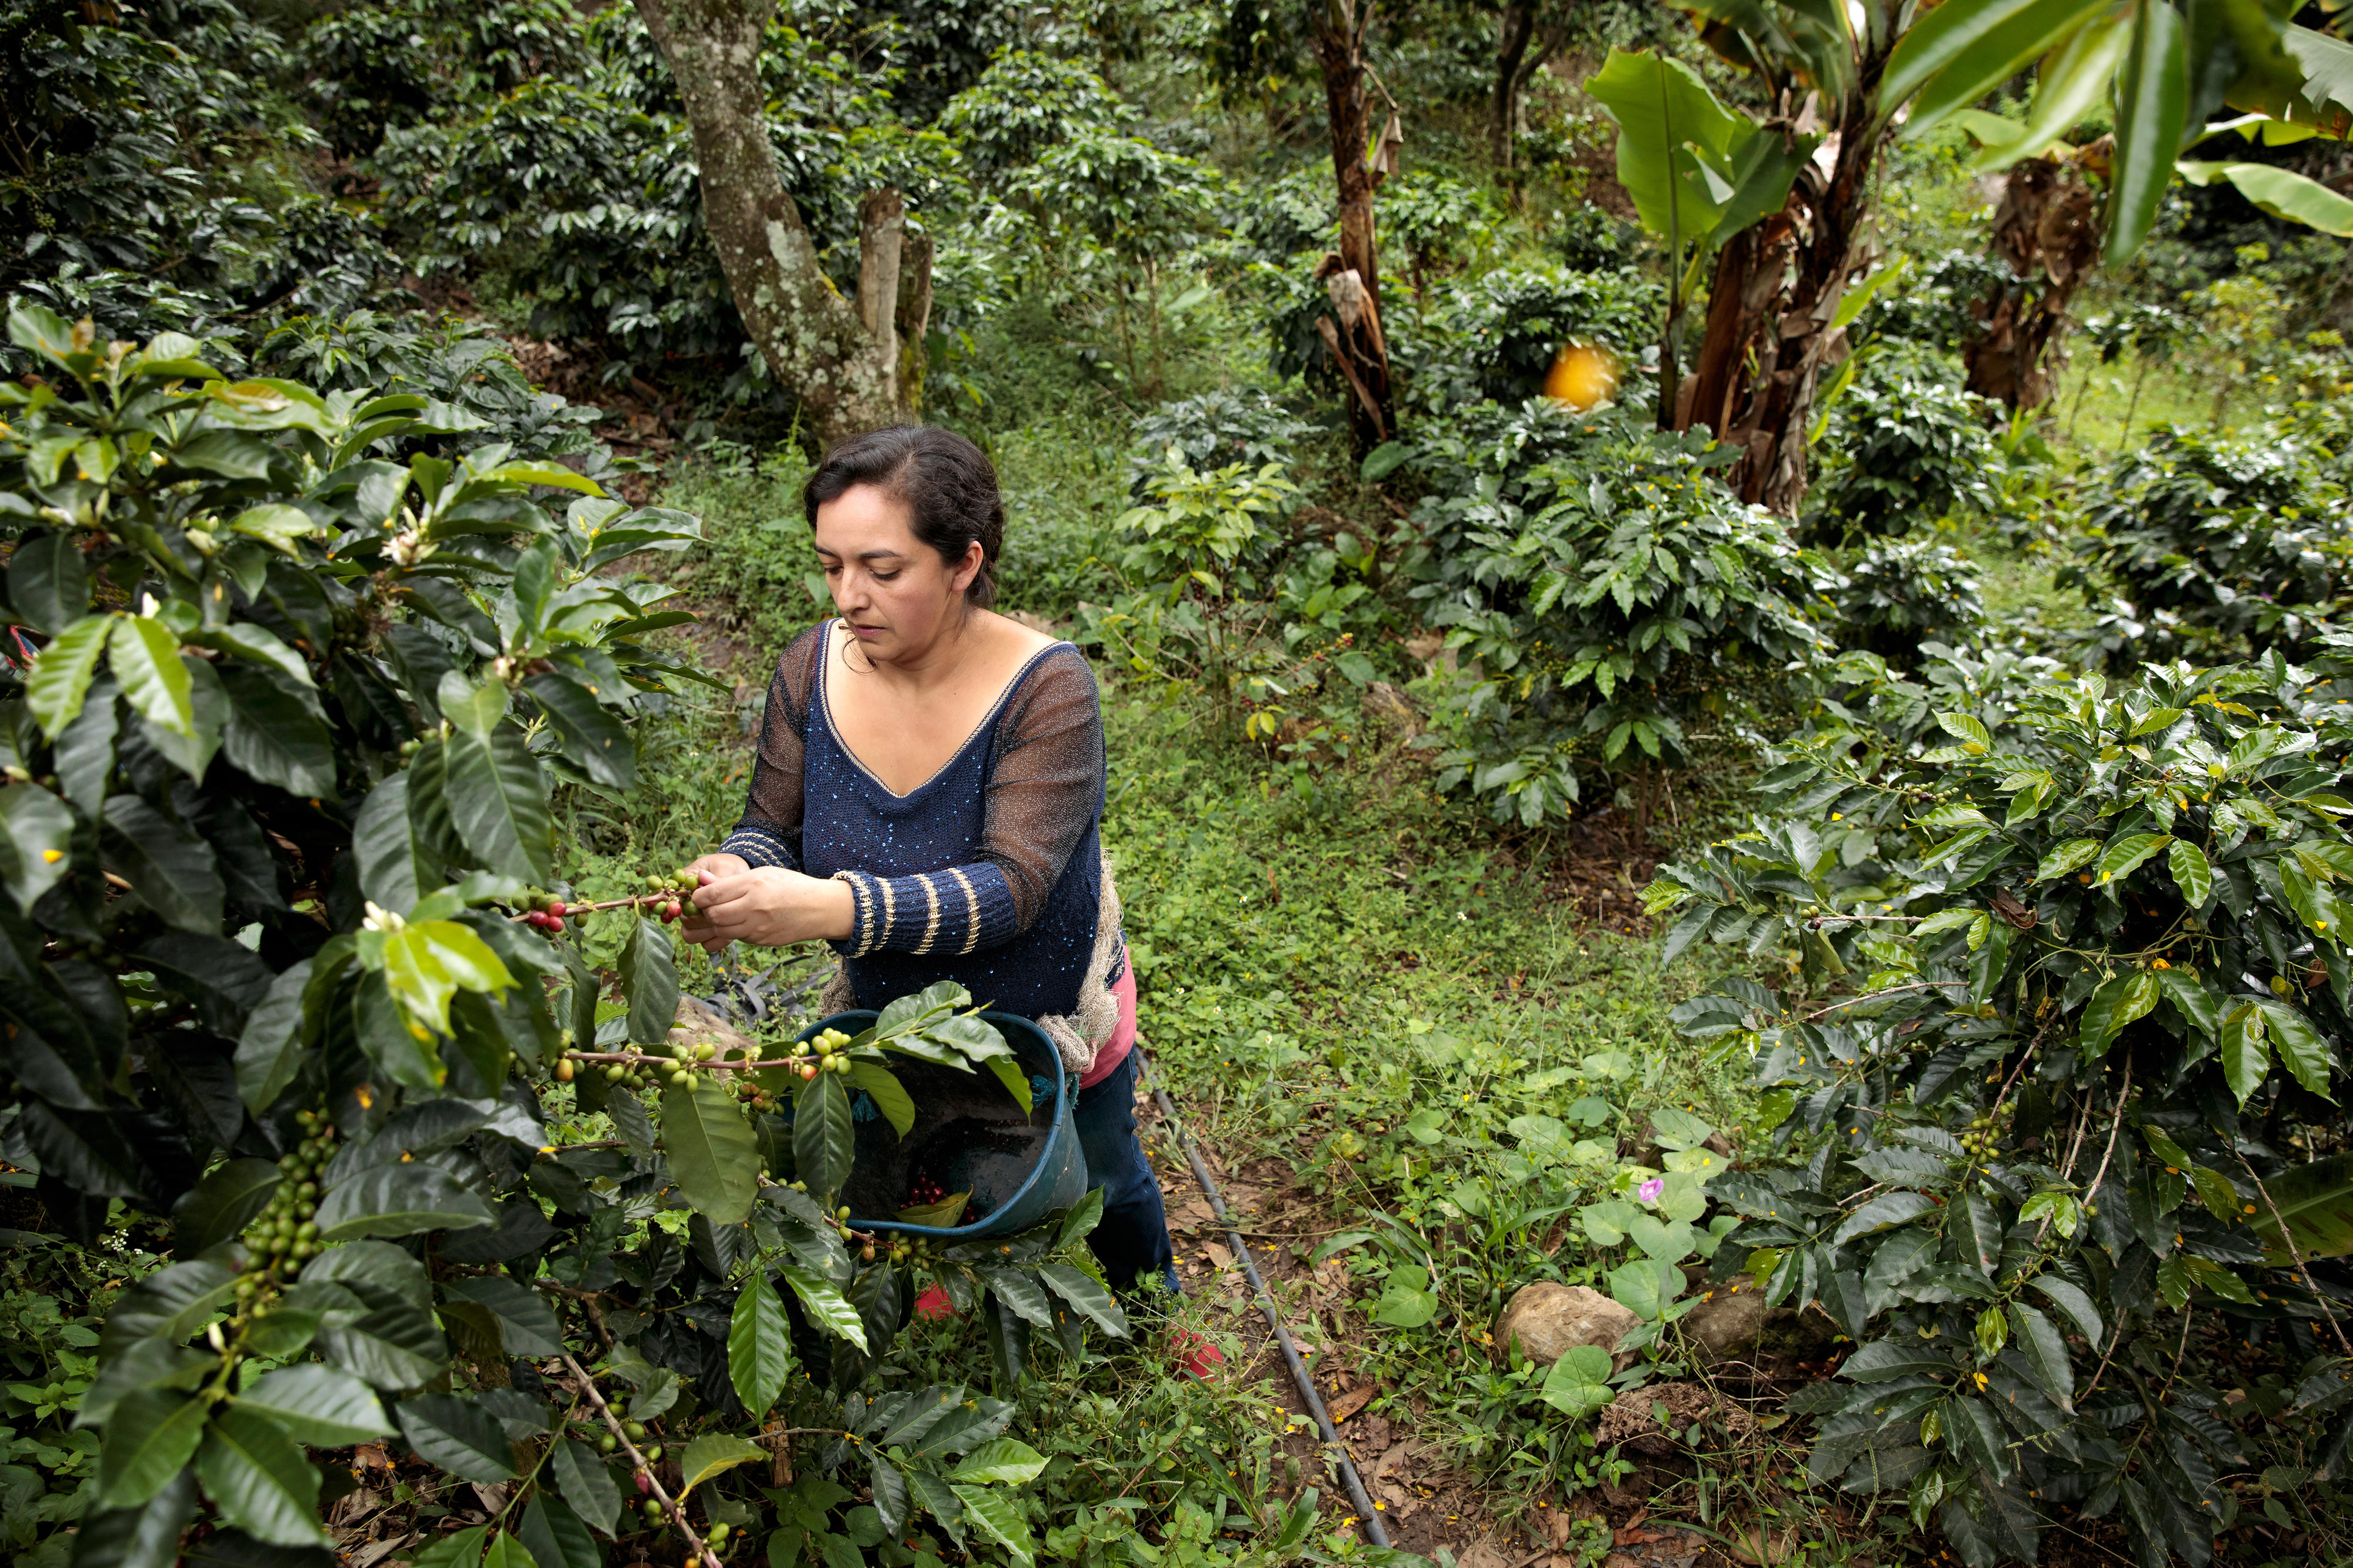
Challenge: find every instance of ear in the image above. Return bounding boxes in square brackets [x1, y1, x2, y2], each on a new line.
[948, 539, 985, 598]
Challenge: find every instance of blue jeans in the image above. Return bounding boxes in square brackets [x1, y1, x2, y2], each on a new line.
[1073, 1050, 1178, 1298]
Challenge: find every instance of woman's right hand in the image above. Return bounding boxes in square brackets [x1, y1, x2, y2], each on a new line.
[678, 856, 748, 950]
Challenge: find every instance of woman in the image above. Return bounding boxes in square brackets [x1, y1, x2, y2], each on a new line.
[679, 424, 1179, 1306]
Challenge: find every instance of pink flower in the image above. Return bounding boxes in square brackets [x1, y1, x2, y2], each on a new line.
[1637, 1178, 1665, 1205]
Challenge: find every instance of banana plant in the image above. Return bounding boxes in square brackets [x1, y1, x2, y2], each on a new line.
[1609, 0, 2352, 511]
[1910, 0, 2353, 260]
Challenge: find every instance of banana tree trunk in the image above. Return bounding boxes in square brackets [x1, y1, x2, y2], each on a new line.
[1962, 155, 2101, 411]
[1691, 110, 1882, 514]
[1307, 0, 1393, 453]
[631, 0, 922, 446]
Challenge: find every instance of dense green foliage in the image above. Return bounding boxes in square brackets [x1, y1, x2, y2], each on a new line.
[0, 311, 1131, 1568]
[1649, 644, 2353, 1567]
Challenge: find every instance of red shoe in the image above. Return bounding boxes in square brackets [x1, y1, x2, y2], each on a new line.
[1170, 1330, 1223, 1381]
[913, 1285, 955, 1321]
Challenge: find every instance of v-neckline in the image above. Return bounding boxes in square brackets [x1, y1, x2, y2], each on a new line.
[815, 619, 1067, 801]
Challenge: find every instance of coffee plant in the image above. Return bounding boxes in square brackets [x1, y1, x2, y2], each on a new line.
[2062, 424, 2351, 668]
[1832, 539, 1990, 665]
[1805, 352, 1998, 544]
[1402, 405, 1835, 825]
[0, 307, 1122, 1568]
[1646, 645, 2353, 1567]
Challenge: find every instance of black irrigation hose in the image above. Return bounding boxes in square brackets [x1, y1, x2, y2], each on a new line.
[1134, 1047, 1392, 1551]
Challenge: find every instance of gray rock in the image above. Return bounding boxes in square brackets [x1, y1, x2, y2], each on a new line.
[1679, 1273, 1771, 1357]
[1492, 1283, 1639, 1369]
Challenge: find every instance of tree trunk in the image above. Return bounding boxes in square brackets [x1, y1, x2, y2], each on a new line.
[1961, 155, 2100, 411]
[1687, 104, 1882, 513]
[1307, 0, 1392, 453]
[631, 0, 923, 446]
[1492, 0, 1535, 170]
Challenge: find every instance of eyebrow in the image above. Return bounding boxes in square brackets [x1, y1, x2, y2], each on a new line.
[814, 545, 909, 561]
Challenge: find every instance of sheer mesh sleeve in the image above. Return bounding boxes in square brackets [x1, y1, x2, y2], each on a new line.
[719, 623, 826, 870]
[834, 646, 1103, 956]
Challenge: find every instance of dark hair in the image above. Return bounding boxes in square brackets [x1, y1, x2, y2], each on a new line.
[804, 425, 1004, 609]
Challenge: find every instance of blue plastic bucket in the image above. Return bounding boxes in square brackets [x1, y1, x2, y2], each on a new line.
[793, 1009, 1088, 1241]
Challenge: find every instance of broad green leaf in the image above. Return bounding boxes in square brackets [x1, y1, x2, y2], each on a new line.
[781, 1266, 868, 1353]
[1902, 0, 2110, 136]
[408, 1526, 489, 1568]
[439, 1277, 563, 1356]
[73, 1467, 196, 1568]
[2078, 970, 2159, 1059]
[398, 1394, 518, 1483]
[619, 917, 678, 1047]
[482, 1530, 539, 1568]
[28, 615, 113, 738]
[235, 1365, 391, 1446]
[354, 775, 426, 914]
[664, 1079, 759, 1225]
[377, 919, 514, 1037]
[225, 503, 318, 555]
[2254, 997, 2334, 1098]
[2187, 1165, 2242, 1224]
[549, 1439, 621, 1537]
[948, 1483, 1034, 1568]
[678, 1434, 766, 1493]
[2247, 1153, 2353, 1262]
[2179, 161, 2353, 235]
[101, 794, 223, 932]
[2168, 839, 2213, 908]
[2029, 1276, 2104, 1350]
[1585, 49, 1767, 246]
[172, 1158, 281, 1257]
[1036, 1262, 1128, 1339]
[1055, 1187, 1106, 1251]
[443, 719, 554, 882]
[2221, 1001, 2270, 1105]
[235, 959, 314, 1114]
[2035, 838, 2102, 880]
[1368, 1264, 1438, 1328]
[100, 1260, 239, 1352]
[9, 531, 86, 635]
[108, 617, 196, 740]
[793, 1071, 855, 1199]
[848, 1060, 916, 1137]
[0, 782, 75, 913]
[981, 1267, 1056, 1329]
[97, 1389, 208, 1509]
[524, 672, 634, 790]
[314, 1163, 496, 1242]
[2108, 0, 2188, 262]
[217, 665, 335, 796]
[948, 1439, 1046, 1485]
[518, 1494, 598, 1568]
[1607, 1256, 1680, 1322]
[2095, 832, 2169, 885]
[728, 1277, 795, 1419]
[197, 1406, 326, 1547]
[1831, 1192, 1938, 1245]
[2005, 1302, 2074, 1411]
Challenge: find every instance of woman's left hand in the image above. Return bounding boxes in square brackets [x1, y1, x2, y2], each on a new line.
[686, 868, 855, 952]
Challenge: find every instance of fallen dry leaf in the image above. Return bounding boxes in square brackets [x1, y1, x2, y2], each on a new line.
[1327, 1383, 1377, 1424]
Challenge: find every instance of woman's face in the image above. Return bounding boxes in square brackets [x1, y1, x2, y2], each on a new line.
[812, 483, 982, 662]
